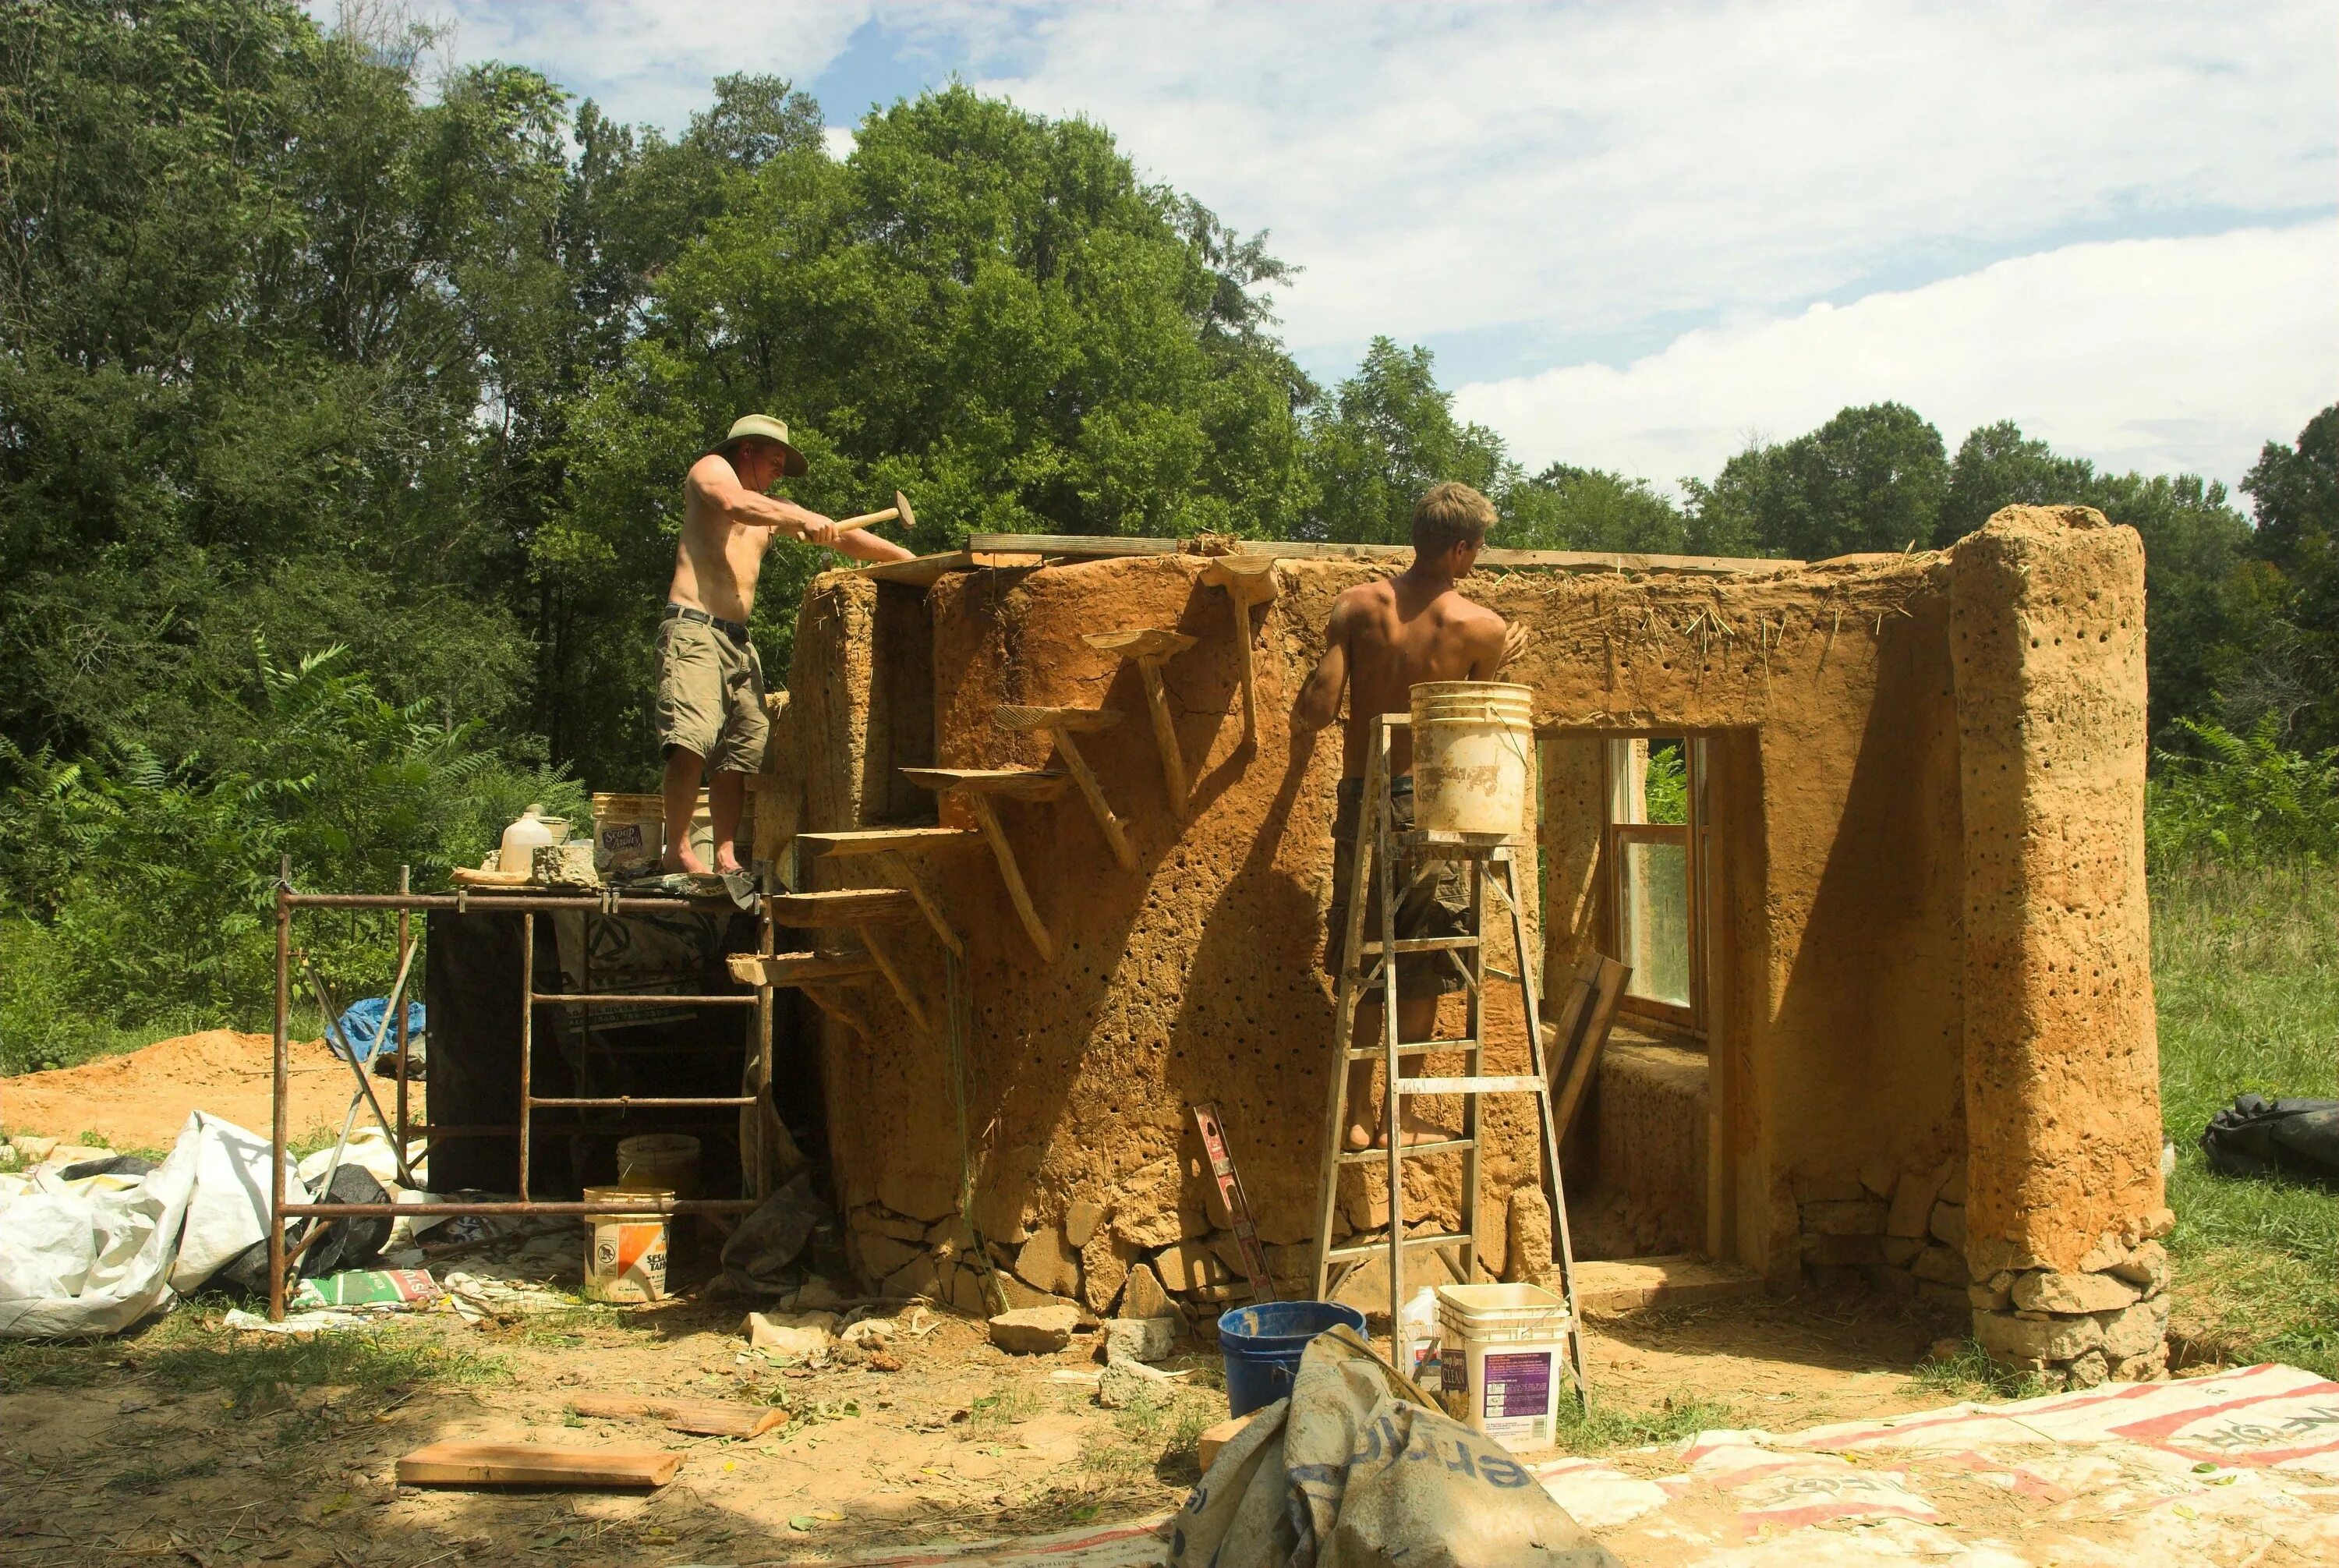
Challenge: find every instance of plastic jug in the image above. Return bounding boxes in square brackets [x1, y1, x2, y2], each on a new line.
[498, 804, 559, 874]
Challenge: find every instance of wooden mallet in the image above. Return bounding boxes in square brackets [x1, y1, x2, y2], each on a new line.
[836, 490, 915, 534]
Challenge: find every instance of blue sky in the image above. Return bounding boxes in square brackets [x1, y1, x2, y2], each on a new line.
[426, 2, 2337, 496]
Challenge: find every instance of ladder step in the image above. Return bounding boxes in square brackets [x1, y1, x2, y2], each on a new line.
[1359, 936, 1480, 955]
[1337, 1137, 1474, 1163]
[1325, 1231, 1474, 1262]
[1343, 1039, 1478, 1060]
[1392, 1075, 1546, 1096]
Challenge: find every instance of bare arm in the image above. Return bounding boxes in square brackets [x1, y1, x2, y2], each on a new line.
[1293, 596, 1355, 733]
[830, 527, 915, 565]
[1465, 611, 1513, 681]
[687, 456, 841, 544]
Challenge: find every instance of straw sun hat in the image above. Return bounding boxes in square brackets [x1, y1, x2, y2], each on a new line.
[712, 413, 809, 478]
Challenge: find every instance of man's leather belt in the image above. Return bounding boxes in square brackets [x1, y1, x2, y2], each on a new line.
[663, 603, 749, 643]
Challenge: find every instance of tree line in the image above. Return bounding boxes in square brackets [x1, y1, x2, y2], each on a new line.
[1, 1, 2332, 1064]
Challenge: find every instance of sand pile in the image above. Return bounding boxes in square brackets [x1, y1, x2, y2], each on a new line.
[0, 1029, 416, 1152]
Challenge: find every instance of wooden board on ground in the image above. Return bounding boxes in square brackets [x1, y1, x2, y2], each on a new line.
[567, 1394, 788, 1438]
[395, 1442, 681, 1488]
[899, 766, 1070, 802]
[798, 827, 983, 859]
[1197, 1410, 1258, 1472]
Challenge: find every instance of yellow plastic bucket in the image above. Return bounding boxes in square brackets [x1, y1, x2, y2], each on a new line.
[582, 1184, 671, 1303]
[1409, 681, 1534, 835]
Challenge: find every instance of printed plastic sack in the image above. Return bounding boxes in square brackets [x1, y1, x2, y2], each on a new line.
[1170, 1322, 1618, 1567]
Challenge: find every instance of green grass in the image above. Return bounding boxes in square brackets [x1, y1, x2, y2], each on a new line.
[2153, 858, 2339, 1376]
[0, 1304, 504, 1411]
[1912, 1340, 2052, 1403]
[1549, 1392, 1736, 1455]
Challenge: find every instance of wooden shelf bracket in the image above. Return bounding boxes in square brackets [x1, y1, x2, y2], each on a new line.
[996, 705, 1136, 870]
[899, 769, 1069, 962]
[1200, 555, 1279, 747]
[1082, 629, 1198, 818]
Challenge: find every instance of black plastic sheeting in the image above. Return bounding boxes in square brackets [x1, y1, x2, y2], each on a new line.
[2201, 1094, 2339, 1183]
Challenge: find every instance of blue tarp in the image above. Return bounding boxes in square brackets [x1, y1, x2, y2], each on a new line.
[330, 998, 426, 1062]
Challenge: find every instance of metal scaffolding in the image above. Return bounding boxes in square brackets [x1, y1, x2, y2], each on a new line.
[265, 875, 777, 1322]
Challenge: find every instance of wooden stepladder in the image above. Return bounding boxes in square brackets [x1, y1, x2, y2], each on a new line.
[1310, 713, 1588, 1409]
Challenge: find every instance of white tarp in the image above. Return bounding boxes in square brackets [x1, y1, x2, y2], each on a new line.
[0, 1111, 297, 1338]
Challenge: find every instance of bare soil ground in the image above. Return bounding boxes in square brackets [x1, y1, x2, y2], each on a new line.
[0, 1029, 373, 1152]
[0, 1281, 1969, 1566]
[0, 1034, 2156, 1564]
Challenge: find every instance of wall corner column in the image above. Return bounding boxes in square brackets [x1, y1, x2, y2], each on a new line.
[1950, 504, 2169, 1387]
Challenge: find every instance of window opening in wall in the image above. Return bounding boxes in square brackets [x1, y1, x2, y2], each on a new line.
[1604, 737, 1711, 1035]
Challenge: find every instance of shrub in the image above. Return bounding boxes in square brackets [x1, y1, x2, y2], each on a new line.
[0, 644, 583, 1072]
[2147, 717, 2339, 870]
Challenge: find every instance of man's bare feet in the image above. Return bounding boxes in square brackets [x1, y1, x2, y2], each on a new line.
[663, 847, 713, 875]
[713, 848, 745, 876]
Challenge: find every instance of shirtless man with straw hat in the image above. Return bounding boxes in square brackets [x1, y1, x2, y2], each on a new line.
[659, 414, 912, 874]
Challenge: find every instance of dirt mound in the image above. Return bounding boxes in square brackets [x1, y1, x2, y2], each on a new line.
[0, 1028, 417, 1152]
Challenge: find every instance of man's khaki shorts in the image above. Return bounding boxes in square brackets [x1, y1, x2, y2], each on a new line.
[1323, 776, 1473, 996]
[655, 617, 767, 773]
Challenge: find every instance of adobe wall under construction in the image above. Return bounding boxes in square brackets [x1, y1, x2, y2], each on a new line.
[770, 505, 2164, 1383]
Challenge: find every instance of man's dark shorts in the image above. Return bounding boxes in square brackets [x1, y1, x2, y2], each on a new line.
[1324, 776, 1474, 996]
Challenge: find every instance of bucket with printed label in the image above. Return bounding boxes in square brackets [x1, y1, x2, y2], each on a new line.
[1435, 1281, 1573, 1449]
[582, 1184, 671, 1303]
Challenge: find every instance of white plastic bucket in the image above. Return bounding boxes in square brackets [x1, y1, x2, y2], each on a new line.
[617, 1134, 700, 1198]
[1435, 1281, 1573, 1449]
[583, 1184, 671, 1303]
[1409, 681, 1534, 835]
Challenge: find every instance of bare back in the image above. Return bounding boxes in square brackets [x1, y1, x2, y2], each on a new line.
[1328, 572, 1507, 777]
[669, 453, 778, 622]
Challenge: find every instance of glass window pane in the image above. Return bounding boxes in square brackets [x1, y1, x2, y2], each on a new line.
[1619, 836, 1691, 1007]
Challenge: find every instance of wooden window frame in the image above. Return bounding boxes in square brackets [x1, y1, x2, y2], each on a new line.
[1601, 737, 1711, 1037]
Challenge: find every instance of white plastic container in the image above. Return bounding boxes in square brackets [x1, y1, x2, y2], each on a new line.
[1409, 681, 1534, 835]
[498, 804, 561, 874]
[1435, 1281, 1573, 1449]
[617, 1133, 700, 1198]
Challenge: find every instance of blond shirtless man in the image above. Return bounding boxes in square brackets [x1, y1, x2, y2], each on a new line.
[1293, 482, 1523, 1149]
[660, 415, 914, 874]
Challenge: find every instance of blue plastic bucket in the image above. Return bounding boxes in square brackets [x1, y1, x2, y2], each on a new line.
[1217, 1301, 1368, 1416]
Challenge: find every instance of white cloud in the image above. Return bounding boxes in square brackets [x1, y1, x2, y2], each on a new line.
[978, 1, 2336, 363]
[1453, 222, 2339, 494]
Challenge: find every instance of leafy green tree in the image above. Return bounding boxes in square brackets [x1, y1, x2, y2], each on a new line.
[1687, 402, 1948, 559]
[2232, 404, 2339, 750]
[547, 87, 1312, 777]
[1300, 338, 1511, 544]
[1505, 464, 1693, 554]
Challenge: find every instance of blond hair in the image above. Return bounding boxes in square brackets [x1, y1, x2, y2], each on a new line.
[1412, 482, 1497, 557]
